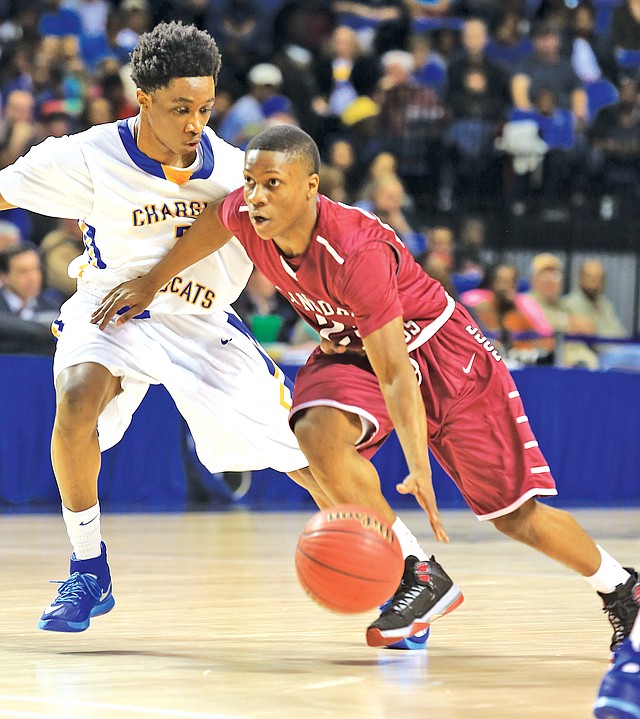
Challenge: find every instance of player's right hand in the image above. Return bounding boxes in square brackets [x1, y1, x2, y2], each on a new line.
[90, 277, 155, 330]
[396, 472, 449, 543]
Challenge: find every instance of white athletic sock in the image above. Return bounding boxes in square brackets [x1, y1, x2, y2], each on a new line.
[62, 501, 102, 560]
[630, 616, 640, 652]
[585, 545, 630, 594]
[392, 516, 428, 560]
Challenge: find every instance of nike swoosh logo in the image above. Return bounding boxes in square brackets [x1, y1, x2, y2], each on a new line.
[79, 514, 99, 526]
[462, 353, 476, 374]
[221, 338, 232, 345]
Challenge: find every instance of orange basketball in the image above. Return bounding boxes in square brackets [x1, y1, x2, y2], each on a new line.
[295, 504, 404, 613]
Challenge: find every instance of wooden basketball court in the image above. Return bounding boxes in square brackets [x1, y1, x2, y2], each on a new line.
[0, 508, 637, 719]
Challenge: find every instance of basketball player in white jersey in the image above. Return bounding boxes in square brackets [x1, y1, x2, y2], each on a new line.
[0, 21, 330, 633]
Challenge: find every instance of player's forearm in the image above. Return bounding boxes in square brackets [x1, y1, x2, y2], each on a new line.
[145, 200, 232, 292]
[380, 369, 430, 475]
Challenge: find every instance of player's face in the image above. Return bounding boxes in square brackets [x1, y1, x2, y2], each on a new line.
[243, 150, 319, 241]
[137, 77, 215, 164]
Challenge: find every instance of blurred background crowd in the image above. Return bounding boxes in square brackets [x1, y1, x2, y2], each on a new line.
[1, 0, 640, 370]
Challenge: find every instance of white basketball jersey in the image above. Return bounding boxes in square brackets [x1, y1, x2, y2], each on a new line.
[0, 118, 253, 313]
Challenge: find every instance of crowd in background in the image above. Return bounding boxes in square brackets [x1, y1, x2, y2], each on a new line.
[1, 0, 639, 368]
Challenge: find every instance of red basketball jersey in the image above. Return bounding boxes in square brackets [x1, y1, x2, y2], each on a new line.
[219, 190, 453, 351]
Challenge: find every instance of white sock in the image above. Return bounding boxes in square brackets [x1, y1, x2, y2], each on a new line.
[631, 617, 640, 652]
[392, 516, 428, 560]
[585, 545, 630, 594]
[62, 501, 102, 560]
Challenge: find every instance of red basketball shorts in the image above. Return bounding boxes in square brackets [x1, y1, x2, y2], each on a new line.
[290, 304, 557, 520]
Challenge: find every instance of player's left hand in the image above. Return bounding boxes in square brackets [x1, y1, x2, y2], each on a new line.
[396, 472, 450, 543]
[90, 277, 155, 330]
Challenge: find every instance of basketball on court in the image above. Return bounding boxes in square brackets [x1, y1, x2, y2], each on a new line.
[295, 504, 404, 613]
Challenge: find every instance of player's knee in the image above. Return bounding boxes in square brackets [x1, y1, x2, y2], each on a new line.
[293, 414, 327, 465]
[55, 383, 100, 430]
[491, 498, 537, 539]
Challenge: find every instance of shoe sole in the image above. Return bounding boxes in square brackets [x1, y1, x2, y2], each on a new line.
[593, 697, 640, 719]
[366, 584, 463, 648]
[385, 627, 430, 651]
[37, 596, 115, 633]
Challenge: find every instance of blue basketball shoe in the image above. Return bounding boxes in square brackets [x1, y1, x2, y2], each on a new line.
[377, 596, 431, 650]
[594, 639, 640, 719]
[38, 542, 115, 632]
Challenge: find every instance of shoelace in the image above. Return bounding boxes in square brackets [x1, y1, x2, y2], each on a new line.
[49, 572, 102, 605]
[604, 593, 639, 647]
[386, 572, 434, 614]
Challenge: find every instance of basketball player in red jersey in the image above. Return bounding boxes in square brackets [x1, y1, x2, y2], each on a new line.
[92, 125, 638, 653]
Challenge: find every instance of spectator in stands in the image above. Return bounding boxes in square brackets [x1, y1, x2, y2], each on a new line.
[0, 243, 58, 355]
[323, 134, 361, 200]
[511, 20, 588, 131]
[313, 25, 364, 119]
[460, 260, 553, 360]
[425, 224, 455, 273]
[356, 149, 398, 202]
[509, 86, 578, 214]
[440, 63, 505, 210]
[527, 252, 599, 368]
[0, 219, 21, 252]
[484, 10, 533, 69]
[0, 89, 38, 168]
[80, 95, 116, 130]
[114, 0, 152, 62]
[217, 62, 284, 149]
[564, 259, 640, 371]
[587, 74, 640, 214]
[338, 53, 383, 177]
[563, 259, 628, 352]
[232, 267, 300, 344]
[318, 164, 348, 202]
[39, 217, 84, 302]
[421, 223, 457, 297]
[99, 72, 137, 120]
[446, 18, 511, 118]
[611, 0, 640, 52]
[453, 213, 493, 281]
[408, 31, 447, 97]
[219, 0, 260, 52]
[377, 48, 446, 211]
[368, 172, 427, 258]
[568, 1, 618, 86]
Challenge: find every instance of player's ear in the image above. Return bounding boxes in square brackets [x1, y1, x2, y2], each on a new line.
[307, 173, 320, 199]
[136, 88, 150, 112]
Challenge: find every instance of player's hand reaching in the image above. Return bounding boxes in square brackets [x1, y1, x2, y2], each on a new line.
[396, 471, 449, 543]
[90, 277, 155, 330]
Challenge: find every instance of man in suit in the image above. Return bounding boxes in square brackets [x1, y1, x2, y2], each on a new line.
[0, 243, 59, 354]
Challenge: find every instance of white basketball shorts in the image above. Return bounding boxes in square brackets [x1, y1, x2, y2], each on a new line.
[52, 289, 308, 474]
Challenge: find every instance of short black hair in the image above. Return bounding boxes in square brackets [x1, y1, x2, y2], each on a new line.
[0, 243, 39, 274]
[130, 21, 222, 93]
[246, 125, 321, 175]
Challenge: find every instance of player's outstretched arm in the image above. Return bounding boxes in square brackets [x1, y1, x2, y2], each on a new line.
[91, 198, 233, 329]
[363, 317, 449, 543]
